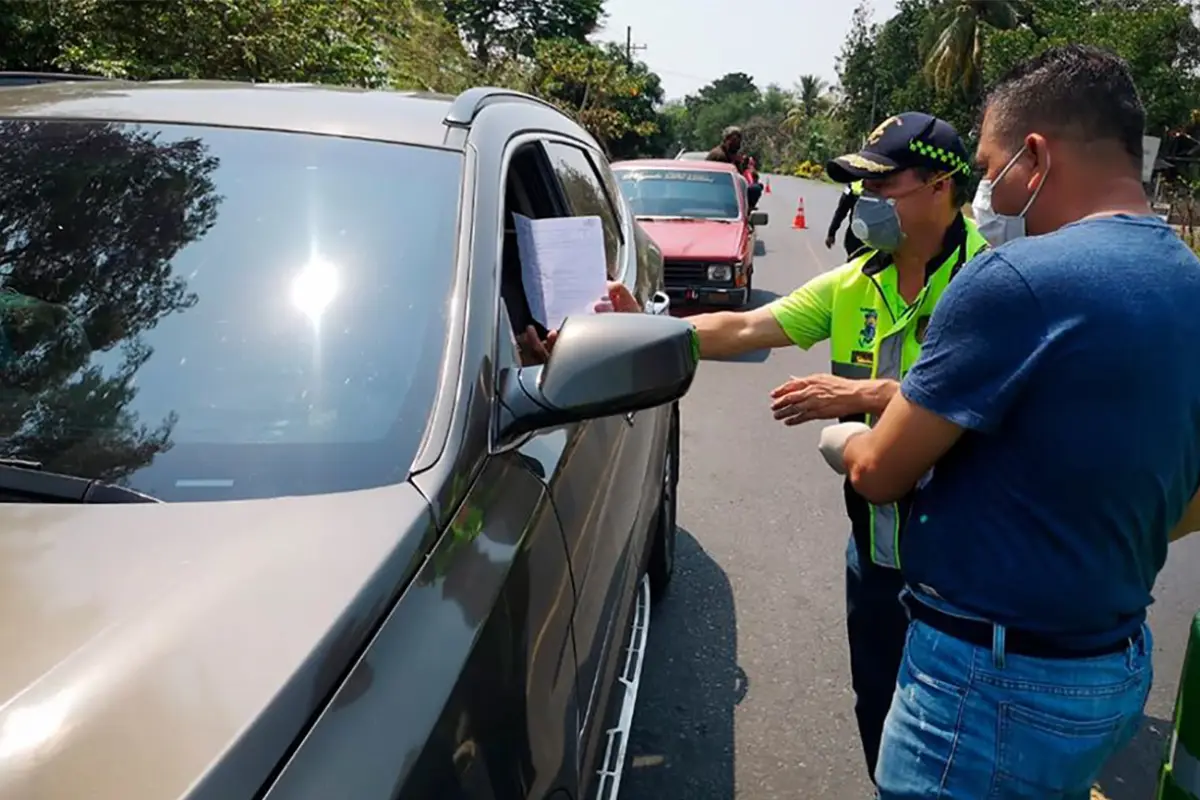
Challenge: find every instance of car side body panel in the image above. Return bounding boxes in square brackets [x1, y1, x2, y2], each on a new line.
[261, 454, 581, 800]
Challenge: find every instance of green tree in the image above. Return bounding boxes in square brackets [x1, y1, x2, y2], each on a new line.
[525, 39, 660, 155]
[983, 0, 1200, 135]
[605, 54, 670, 158]
[924, 0, 1043, 94]
[835, 1, 881, 148]
[796, 74, 830, 118]
[833, 0, 1200, 157]
[681, 72, 761, 149]
[694, 72, 758, 105]
[441, 0, 604, 67]
[0, 0, 450, 87]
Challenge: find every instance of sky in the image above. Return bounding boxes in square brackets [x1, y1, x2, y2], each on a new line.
[594, 0, 900, 101]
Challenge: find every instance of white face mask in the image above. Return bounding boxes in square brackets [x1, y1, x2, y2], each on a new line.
[971, 144, 1049, 247]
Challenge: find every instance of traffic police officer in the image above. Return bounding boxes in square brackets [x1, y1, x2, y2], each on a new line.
[826, 179, 865, 258]
[603, 112, 987, 781]
[766, 113, 986, 780]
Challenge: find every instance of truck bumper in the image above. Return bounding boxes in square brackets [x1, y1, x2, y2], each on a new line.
[665, 285, 750, 308]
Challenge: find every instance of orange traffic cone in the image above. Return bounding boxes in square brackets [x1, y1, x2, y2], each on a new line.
[765, 178, 772, 194]
[791, 197, 807, 229]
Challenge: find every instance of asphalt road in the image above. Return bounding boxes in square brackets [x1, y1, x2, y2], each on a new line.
[620, 174, 1200, 800]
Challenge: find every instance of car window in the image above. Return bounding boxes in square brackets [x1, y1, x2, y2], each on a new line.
[543, 143, 622, 278]
[0, 120, 461, 501]
[614, 168, 740, 220]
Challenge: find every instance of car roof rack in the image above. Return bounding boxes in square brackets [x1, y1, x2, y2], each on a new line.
[443, 86, 561, 127]
[0, 71, 110, 87]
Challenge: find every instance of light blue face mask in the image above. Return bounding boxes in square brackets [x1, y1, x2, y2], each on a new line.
[850, 192, 903, 253]
[971, 145, 1050, 247]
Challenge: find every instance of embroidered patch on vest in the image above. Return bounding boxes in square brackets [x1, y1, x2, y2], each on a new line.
[858, 308, 878, 348]
[851, 350, 874, 366]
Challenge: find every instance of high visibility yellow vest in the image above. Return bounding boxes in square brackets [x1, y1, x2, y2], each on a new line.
[829, 216, 989, 568]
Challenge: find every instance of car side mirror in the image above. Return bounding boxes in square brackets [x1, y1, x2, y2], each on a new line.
[496, 313, 699, 443]
[750, 211, 768, 226]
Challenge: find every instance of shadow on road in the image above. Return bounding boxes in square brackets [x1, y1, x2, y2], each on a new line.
[704, 347, 769, 364]
[754, 239, 766, 257]
[1094, 714, 1169, 800]
[622, 529, 744, 800]
[745, 287, 781, 309]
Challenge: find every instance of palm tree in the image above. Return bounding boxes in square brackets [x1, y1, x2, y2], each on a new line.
[924, 0, 1043, 94]
[797, 74, 828, 118]
[784, 74, 832, 133]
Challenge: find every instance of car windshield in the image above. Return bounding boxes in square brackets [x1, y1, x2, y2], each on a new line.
[0, 120, 461, 501]
[615, 168, 740, 220]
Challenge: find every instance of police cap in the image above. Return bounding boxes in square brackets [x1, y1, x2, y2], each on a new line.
[826, 112, 970, 184]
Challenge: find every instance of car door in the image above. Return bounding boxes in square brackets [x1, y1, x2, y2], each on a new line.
[488, 133, 633, 762]
[539, 141, 668, 769]
[259, 138, 582, 800]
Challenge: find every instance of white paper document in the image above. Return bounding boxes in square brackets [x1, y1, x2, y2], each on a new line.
[512, 213, 608, 331]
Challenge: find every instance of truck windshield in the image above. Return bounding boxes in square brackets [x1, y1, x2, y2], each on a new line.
[615, 168, 740, 220]
[0, 120, 461, 501]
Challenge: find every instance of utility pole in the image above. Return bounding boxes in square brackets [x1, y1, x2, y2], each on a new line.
[625, 26, 647, 64]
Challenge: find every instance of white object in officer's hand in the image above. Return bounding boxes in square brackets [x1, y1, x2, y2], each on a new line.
[818, 422, 871, 475]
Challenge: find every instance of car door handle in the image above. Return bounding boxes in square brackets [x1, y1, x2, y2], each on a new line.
[647, 291, 670, 315]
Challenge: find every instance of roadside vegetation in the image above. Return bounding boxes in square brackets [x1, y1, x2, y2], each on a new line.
[3, 0, 1200, 211]
[665, 0, 1200, 184]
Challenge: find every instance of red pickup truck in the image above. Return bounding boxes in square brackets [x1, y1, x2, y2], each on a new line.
[611, 159, 767, 308]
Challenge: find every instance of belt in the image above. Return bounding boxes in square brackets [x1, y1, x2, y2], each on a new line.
[906, 597, 1138, 660]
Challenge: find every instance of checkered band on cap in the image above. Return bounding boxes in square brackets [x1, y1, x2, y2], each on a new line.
[908, 138, 969, 176]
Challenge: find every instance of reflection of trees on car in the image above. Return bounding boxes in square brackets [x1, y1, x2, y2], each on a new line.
[0, 121, 222, 481]
[551, 164, 619, 274]
[549, 156, 657, 302]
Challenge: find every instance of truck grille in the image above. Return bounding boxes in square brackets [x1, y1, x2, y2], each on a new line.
[663, 260, 707, 283]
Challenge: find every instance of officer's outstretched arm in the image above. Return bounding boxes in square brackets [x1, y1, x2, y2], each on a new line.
[1171, 486, 1200, 543]
[686, 270, 838, 359]
[688, 306, 794, 359]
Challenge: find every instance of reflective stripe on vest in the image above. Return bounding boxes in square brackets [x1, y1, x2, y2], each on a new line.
[850, 180, 864, 196]
[1160, 612, 1200, 800]
[827, 217, 989, 568]
[1165, 736, 1200, 799]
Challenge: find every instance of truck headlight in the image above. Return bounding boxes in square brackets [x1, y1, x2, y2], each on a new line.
[707, 264, 732, 281]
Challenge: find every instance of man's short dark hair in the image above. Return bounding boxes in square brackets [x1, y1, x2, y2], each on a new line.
[983, 44, 1144, 170]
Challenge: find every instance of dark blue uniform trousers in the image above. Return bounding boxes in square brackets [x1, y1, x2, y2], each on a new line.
[844, 534, 909, 781]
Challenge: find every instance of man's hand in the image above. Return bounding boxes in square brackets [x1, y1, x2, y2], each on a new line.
[770, 374, 883, 425]
[523, 282, 638, 365]
[818, 422, 871, 474]
[825, 234, 835, 249]
[516, 325, 557, 365]
[602, 281, 641, 314]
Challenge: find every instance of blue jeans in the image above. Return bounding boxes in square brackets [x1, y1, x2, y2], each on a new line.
[875, 595, 1153, 799]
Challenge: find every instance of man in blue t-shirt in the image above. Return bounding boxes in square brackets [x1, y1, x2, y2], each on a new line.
[813, 44, 1200, 796]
